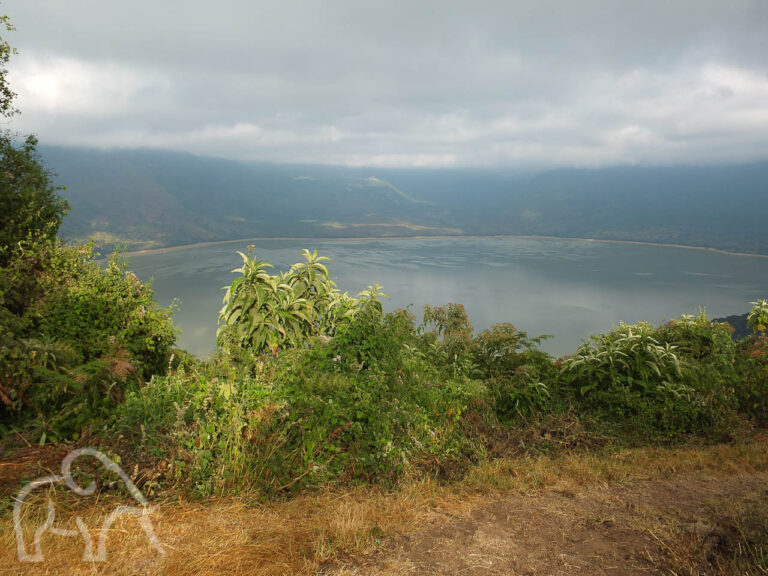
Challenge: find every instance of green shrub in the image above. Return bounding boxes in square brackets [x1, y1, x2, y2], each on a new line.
[734, 337, 768, 424]
[560, 321, 709, 439]
[563, 322, 682, 394]
[274, 307, 488, 485]
[0, 135, 68, 267]
[118, 307, 490, 496]
[655, 312, 740, 429]
[747, 299, 768, 335]
[655, 310, 736, 363]
[217, 249, 387, 360]
[473, 323, 558, 421]
[311, 305, 414, 373]
[0, 242, 177, 440]
[421, 303, 477, 377]
[33, 246, 177, 378]
[485, 369, 552, 423]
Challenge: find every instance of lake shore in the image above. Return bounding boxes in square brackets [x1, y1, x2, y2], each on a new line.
[125, 233, 768, 259]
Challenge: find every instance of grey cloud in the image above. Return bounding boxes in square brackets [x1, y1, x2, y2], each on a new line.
[4, 0, 768, 167]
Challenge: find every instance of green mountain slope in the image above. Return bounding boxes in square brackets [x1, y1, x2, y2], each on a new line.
[44, 147, 450, 249]
[40, 146, 768, 253]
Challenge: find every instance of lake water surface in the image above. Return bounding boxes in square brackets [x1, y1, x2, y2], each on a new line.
[127, 237, 768, 358]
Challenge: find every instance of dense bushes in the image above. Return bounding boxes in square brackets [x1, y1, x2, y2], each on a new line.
[4, 242, 768, 496]
[118, 251, 766, 494]
[118, 305, 488, 496]
[110, 269, 768, 497]
[560, 313, 744, 440]
[113, 250, 768, 496]
[0, 242, 177, 440]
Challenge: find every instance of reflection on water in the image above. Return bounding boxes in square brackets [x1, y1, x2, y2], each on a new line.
[127, 237, 768, 358]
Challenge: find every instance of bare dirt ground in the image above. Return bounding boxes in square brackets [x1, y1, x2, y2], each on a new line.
[2, 440, 767, 575]
[322, 474, 768, 575]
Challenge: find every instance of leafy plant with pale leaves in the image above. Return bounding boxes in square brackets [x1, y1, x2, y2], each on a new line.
[557, 321, 743, 440]
[217, 248, 386, 357]
[561, 322, 683, 397]
[748, 299, 768, 335]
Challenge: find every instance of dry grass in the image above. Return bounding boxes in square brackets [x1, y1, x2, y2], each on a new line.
[2, 435, 767, 575]
[1, 479, 478, 576]
[460, 437, 768, 495]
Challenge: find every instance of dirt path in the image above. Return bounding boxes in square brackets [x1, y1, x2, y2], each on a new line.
[323, 474, 768, 576]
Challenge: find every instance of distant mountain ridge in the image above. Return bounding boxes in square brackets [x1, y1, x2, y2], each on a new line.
[40, 145, 768, 254]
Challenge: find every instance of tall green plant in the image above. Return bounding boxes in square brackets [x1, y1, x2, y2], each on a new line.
[748, 299, 768, 335]
[217, 249, 385, 358]
[561, 322, 682, 397]
[0, 136, 68, 266]
[0, 16, 68, 266]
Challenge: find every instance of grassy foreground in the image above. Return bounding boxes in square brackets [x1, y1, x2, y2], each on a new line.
[2, 435, 767, 575]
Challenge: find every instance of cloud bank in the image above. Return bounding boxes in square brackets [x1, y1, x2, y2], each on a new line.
[5, 0, 768, 167]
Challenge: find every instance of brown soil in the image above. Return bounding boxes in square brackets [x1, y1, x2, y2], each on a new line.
[322, 474, 768, 576]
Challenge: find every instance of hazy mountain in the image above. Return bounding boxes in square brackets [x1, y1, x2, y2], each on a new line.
[41, 146, 768, 254]
[43, 147, 453, 249]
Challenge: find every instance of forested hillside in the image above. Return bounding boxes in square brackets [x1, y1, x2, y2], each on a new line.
[42, 146, 768, 253]
[43, 147, 450, 250]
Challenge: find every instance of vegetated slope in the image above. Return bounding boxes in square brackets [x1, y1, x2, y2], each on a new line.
[376, 163, 768, 251]
[492, 164, 768, 253]
[43, 147, 447, 250]
[41, 145, 768, 253]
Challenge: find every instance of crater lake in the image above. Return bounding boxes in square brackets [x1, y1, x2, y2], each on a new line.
[126, 236, 768, 358]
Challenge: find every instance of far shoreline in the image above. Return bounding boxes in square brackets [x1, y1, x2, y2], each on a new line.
[121, 233, 768, 260]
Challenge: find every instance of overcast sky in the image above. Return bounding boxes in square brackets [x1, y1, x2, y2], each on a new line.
[3, 0, 768, 168]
